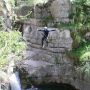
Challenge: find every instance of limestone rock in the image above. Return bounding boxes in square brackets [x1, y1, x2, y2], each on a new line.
[50, 0, 70, 23]
[19, 27, 76, 89]
[18, 24, 90, 90]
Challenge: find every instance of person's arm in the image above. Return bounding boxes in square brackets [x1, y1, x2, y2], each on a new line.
[38, 30, 42, 31]
[49, 29, 56, 32]
[37, 29, 44, 31]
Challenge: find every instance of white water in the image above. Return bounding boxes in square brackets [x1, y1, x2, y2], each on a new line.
[9, 71, 22, 90]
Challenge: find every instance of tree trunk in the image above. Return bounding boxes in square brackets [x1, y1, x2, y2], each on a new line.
[2, 0, 13, 31]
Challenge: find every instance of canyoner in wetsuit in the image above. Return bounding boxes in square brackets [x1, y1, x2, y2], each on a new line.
[37, 27, 55, 48]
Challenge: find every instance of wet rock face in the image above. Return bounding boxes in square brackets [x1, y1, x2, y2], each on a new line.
[15, 0, 70, 27]
[19, 27, 74, 88]
[35, 0, 70, 26]
[19, 25, 90, 90]
[0, 71, 10, 90]
[15, 6, 33, 16]
[50, 0, 70, 23]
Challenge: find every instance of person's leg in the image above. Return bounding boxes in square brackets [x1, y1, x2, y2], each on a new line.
[42, 36, 48, 48]
[42, 37, 45, 47]
[46, 39, 48, 47]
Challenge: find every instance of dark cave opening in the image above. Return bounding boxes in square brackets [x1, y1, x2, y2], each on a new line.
[35, 83, 79, 90]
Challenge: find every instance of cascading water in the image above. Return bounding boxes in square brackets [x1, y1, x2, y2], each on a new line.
[9, 71, 22, 90]
[7, 58, 22, 90]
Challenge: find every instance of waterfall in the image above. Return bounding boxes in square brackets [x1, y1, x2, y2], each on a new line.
[9, 71, 22, 90]
[7, 58, 22, 90]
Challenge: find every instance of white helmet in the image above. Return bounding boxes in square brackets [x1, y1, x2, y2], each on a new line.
[44, 27, 47, 29]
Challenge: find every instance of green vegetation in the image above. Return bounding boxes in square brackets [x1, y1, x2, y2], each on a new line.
[51, 0, 90, 75]
[9, 0, 16, 6]
[70, 0, 90, 25]
[0, 31, 26, 69]
[68, 42, 90, 60]
[1, 0, 90, 75]
[57, 0, 90, 56]
[55, 0, 90, 51]
[28, 0, 48, 5]
[17, 11, 33, 21]
[42, 15, 54, 26]
[66, 0, 90, 74]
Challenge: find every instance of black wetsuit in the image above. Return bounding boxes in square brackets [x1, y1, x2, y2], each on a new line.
[38, 29, 55, 47]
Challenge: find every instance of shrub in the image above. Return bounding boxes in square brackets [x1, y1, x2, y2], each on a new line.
[0, 31, 26, 69]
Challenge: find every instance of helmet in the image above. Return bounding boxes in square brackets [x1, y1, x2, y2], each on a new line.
[44, 27, 47, 29]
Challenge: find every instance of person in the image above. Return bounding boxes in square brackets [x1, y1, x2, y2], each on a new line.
[37, 27, 55, 48]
